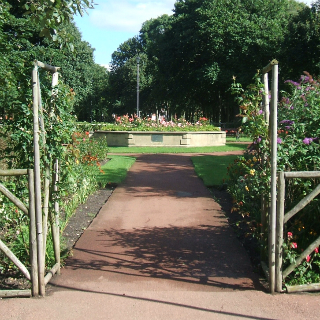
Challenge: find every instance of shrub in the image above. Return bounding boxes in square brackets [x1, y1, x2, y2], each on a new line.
[228, 72, 320, 285]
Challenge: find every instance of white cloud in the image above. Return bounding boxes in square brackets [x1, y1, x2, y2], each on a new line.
[90, 0, 176, 32]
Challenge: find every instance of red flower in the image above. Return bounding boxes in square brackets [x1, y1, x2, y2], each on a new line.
[85, 131, 89, 135]
[315, 247, 319, 254]
[306, 255, 311, 262]
[287, 231, 293, 239]
[291, 242, 298, 249]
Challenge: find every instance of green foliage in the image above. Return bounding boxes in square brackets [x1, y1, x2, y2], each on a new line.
[227, 73, 320, 285]
[281, 1, 320, 81]
[283, 232, 320, 285]
[109, 0, 298, 123]
[22, 0, 94, 47]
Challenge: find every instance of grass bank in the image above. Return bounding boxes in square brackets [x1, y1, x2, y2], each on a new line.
[191, 155, 239, 187]
[108, 143, 248, 154]
[97, 155, 136, 185]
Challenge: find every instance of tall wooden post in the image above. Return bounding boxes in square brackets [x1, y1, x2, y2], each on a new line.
[32, 64, 45, 296]
[276, 171, 285, 292]
[269, 62, 278, 294]
[262, 59, 278, 293]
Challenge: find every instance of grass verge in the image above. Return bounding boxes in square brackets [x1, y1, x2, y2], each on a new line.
[191, 155, 239, 187]
[108, 143, 248, 154]
[97, 155, 136, 185]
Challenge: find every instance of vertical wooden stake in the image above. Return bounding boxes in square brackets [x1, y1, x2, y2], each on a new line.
[28, 169, 38, 296]
[51, 159, 60, 275]
[32, 65, 45, 296]
[263, 72, 270, 125]
[269, 63, 279, 294]
[276, 172, 285, 292]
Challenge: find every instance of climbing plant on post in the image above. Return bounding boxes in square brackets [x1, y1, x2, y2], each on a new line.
[32, 60, 61, 296]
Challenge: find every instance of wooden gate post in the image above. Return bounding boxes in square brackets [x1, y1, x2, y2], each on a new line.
[276, 172, 285, 292]
[262, 59, 279, 293]
[32, 64, 45, 296]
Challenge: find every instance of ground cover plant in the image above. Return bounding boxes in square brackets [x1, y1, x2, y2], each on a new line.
[228, 72, 320, 286]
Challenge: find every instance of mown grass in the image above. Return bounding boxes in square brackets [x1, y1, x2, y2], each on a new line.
[97, 155, 136, 184]
[108, 143, 248, 154]
[226, 137, 252, 142]
[191, 155, 239, 187]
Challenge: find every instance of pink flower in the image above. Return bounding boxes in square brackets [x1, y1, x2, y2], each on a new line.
[306, 255, 311, 262]
[287, 232, 293, 239]
[291, 242, 298, 249]
[315, 247, 319, 254]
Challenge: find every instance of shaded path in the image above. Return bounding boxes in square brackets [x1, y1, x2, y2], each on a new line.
[51, 153, 260, 293]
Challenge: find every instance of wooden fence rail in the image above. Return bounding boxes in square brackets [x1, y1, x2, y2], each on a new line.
[275, 171, 320, 293]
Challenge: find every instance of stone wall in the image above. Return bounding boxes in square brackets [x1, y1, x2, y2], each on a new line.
[92, 131, 226, 147]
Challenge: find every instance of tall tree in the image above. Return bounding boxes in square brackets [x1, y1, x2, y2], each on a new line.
[281, 1, 320, 80]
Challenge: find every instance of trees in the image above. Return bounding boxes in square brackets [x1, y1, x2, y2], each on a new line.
[160, 0, 295, 122]
[19, 0, 94, 47]
[281, 1, 320, 81]
[108, 0, 303, 123]
[0, 1, 108, 122]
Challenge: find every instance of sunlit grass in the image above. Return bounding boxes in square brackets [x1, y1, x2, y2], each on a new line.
[108, 143, 248, 154]
[97, 155, 136, 184]
[191, 155, 239, 187]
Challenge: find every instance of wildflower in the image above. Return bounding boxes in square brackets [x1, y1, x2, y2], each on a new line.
[250, 169, 255, 176]
[315, 247, 319, 254]
[303, 137, 313, 145]
[287, 231, 293, 239]
[291, 242, 298, 249]
[306, 255, 311, 262]
[258, 110, 263, 115]
[254, 137, 262, 144]
[85, 131, 90, 135]
[285, 80, 300, 87]
[277, 137, 282, 144]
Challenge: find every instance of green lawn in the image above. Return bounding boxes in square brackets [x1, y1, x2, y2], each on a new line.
[191, 155, 239, 187]
[108, 143, 248, 154]
[97, 155, 136, 184]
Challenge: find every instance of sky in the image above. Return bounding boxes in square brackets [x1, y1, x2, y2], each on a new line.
[73, 0, 315, 68]
[73, 0, 176, 67]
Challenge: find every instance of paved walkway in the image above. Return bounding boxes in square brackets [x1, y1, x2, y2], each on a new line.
[1, 153, 320, 319]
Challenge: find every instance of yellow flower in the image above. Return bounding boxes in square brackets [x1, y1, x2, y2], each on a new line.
[245, 186, 249, 192]
[253, 156, 257, 162]
[250, 169, 255, 175]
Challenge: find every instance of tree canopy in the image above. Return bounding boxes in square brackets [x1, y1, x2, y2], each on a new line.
[108, 0, 312, 123]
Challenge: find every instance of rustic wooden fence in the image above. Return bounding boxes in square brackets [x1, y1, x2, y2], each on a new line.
[261, 60, 320, 293]
[0, 61, 61, 297]
[276, 171, 320, 293]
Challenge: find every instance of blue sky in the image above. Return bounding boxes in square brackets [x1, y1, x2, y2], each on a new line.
[73, 0, 314, 68]
[73, 0, 176, 67]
